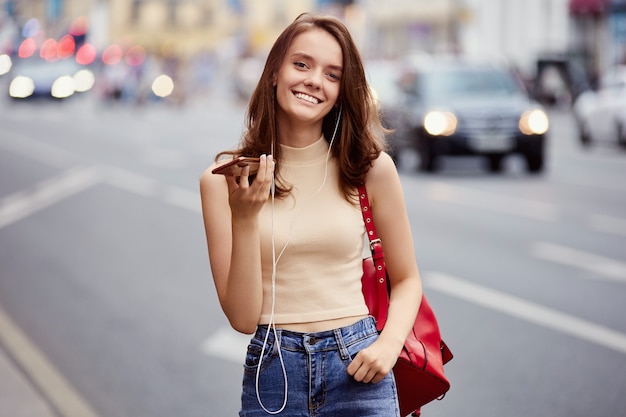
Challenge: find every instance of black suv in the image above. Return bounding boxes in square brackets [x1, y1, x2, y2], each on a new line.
[391, 58, 549, 173]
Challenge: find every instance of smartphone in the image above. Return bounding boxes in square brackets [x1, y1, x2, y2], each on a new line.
[211, 157, 261, 176]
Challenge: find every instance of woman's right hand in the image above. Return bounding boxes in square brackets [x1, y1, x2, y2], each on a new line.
[225, 154, 275, 218]
[200, 154, 275, 333]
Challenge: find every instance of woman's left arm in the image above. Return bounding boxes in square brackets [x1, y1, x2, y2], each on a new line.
[347, 152, 422, 384]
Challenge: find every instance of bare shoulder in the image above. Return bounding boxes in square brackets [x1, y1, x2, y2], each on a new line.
[199, 162, 228, 199]
[367, 151, 400, 189]
[200, 163, 219, 187]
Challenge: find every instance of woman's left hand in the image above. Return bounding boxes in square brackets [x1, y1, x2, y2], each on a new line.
[346, 338, 401, 384]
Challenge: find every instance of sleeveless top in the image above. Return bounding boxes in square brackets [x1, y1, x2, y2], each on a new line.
[257, 137, 369, 324]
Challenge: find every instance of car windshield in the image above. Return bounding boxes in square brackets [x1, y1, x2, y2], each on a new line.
[418, 67, 521, 99]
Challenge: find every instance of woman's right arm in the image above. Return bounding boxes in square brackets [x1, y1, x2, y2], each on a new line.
[199, 155, 275, 334]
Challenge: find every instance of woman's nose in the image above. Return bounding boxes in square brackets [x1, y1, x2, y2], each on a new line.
[304, 70, 322, 88]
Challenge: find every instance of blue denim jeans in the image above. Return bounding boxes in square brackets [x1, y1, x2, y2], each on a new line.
[240, 317, 400, 416]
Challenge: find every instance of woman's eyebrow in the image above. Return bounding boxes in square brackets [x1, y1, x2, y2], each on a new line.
[290, 52, 343, 71]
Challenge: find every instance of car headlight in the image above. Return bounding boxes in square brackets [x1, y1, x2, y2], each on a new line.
[0, 54, 12, 76]
[73, 69, 95, 92]
[424, 111, 457, 136]
[519, 109, 549, 135]
[51, 75, 76, 98]
[9, 76, 35, 98]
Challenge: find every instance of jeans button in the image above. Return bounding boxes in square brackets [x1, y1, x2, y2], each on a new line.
[308, 337, 316, 345]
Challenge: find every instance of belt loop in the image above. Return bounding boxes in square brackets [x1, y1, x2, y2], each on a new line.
[272, 327, 282, 354]
[333, 328, 350, 360]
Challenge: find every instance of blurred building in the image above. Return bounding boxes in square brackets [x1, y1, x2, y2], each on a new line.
[3, 0, 621, 85]
[357, 0, 461, 58]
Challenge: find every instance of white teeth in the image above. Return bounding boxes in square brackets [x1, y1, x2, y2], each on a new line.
[294, 92, 320, 104]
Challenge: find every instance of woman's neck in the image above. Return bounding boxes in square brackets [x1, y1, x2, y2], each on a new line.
[277, 117, 323, 148]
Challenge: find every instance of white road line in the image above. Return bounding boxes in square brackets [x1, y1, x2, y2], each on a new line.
[103, 166, 160, 197]
[426, 181, 559, 222]
[0, 304, 101, 417]
[141, 148, 188, 170]
[0, 166, 101, 230]
[0, 129, 79, 168]
[588, 214, 626, 237]
[531, 241, 626, 283]
[200, 326, 250, 363]
[102, 167, 202, 213]
[162, 186, 202, 213]
[425, 271, 626, 355]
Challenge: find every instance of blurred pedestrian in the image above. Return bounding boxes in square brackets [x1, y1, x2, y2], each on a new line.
[199, 13, 422, 416]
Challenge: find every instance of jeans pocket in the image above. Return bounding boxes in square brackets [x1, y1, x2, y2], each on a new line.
[344, 332, 378, 363]
[243, 337, 275, 375]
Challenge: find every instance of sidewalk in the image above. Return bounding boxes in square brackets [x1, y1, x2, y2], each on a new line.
[0, 346, 57, 417]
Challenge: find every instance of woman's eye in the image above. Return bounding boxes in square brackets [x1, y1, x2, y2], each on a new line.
[328, 72, 341, 81]
[294, 61, 308, 69]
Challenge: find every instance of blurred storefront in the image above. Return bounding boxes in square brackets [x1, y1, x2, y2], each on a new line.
[7, 0, 621, 90]
[357, 0, 460, 58]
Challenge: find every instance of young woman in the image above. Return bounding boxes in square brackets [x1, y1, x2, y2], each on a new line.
[200, 13, 422, 416]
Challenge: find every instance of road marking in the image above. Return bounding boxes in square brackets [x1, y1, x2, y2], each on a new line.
[0, 304, 101, 417]
[103, 166, 202, 213]
[426, 181, 559, 222]
[0, 166, 101, 230]
[162, 186, 202, 213]
[0, 129, 79, 168]
[141, 147, 188, 170]
[530, 241, 626, 283]
[200, 326, 250, 363]
[425, 271, 626, 355]
[588, 214, 626, 237]
[103, 166, 160, 197]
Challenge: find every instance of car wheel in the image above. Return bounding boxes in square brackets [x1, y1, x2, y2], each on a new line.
[617, 123, 626, 149]
[525, 152, 544, 173]
[579, 121, 591, 146]
[418, 148, 437, 173]
[486, 155, 504, 173]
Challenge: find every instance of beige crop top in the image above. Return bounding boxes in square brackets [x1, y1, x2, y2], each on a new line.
[257, 136, 369, 324]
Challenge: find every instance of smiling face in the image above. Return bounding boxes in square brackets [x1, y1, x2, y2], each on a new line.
[275, 28, 343, 135]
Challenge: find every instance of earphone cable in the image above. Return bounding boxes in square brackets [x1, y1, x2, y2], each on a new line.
[255, 106, 342, 413]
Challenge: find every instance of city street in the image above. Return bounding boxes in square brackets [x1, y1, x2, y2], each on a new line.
[0, 83, 625, 417]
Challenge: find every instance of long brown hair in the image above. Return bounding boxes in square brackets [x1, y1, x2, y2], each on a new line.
[217, 13, 388, 200]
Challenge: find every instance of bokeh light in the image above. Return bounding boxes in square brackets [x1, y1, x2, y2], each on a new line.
[74, 69, 95, 92]
[40, 38, 58, 61]
[75, 43, 97, 65]
[51, 75, 76, 99]
[102, 44, 123, 65]
[0, 54, 12, 75]
[57, 35, 76, 58]
[69, 16, 88, 36]
[152, 74, 174, 98]
[18, 38, 37, 59]
[125, 45, 146, 67]
[9, 76, 35, 98]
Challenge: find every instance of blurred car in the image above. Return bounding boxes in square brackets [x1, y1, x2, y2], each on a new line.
[572, 65, 626, 149]
[7, 56, 94, 100]
[389, 58, 549, 173]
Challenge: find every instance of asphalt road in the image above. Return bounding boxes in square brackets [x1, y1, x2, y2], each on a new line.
[0, 89, 625, 417]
